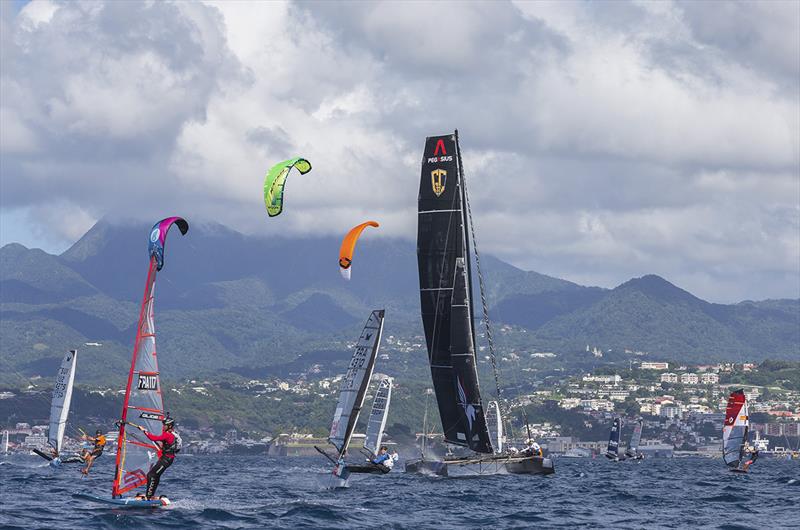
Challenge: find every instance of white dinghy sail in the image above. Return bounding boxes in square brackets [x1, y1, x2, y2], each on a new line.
[486, 401, 503, 454]
[364, 377, 393, 456]
[49, 349, 78, 456]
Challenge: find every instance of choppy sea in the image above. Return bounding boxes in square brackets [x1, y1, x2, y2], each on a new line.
[1, 454, 797, 529]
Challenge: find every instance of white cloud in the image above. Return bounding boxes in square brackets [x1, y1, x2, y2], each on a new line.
[0, 0, 797, 303]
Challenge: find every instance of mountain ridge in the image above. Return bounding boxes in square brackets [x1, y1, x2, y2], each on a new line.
[0, 220, 797, 384]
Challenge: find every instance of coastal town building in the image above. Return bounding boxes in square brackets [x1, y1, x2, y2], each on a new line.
[661, 373, 678, 383]
[680, 373, 699, 385]
[700, 373, 719, 384]
[641, 362, 669, 370]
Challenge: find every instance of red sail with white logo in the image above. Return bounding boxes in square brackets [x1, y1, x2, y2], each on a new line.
[112, 217, 188, 497]
[722, 389, 749, 468]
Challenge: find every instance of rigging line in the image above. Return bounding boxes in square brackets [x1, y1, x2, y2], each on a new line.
[458, 134, 503, 414]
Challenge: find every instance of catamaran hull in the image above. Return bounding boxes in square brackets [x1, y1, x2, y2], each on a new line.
[405, 455, 554, 476]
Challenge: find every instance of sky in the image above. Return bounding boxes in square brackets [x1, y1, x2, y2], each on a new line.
[0, 0, 798, 303]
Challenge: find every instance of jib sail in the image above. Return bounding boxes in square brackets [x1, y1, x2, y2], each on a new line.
[329, 310, 385, 456]
[364, 377, 393, 455]
[112, 217, 188, 497]
[417, 132, 492, 454]
[49, 349, 78, 454]
[723, 389, 749, 467]
[607, 417, 622, 457]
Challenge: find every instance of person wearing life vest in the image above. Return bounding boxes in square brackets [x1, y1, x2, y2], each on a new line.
[132, 416, 179, 500]
[521, 439, 543, 457]
[80, 429, 107, 475]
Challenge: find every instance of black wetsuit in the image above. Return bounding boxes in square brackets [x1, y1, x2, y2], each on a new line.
[145, 431, 177, 498]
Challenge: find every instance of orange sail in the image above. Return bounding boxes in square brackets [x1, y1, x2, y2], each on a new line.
[338, 221, 379, 280]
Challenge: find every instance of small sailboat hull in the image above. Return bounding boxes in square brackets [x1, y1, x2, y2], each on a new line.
[406, 454, 554, 476]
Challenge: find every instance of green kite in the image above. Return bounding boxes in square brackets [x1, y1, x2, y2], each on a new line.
[263, 157, 312, 217]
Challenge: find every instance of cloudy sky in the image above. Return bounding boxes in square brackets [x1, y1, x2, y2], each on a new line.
[1, 0, 798, 303]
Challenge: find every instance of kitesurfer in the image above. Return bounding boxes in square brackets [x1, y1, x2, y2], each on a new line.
[132, 417, 180, 499]
[80, 430, 107, 474]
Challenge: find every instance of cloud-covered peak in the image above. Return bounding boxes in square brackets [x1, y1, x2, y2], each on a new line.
[1, 0, 797, 303]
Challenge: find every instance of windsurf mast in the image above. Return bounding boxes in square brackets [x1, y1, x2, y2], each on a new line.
[49, 349, 78, 455]
[328, 310, 385, 459]
[417, 131, 492, 454]
[112, 217, 188, 498]
[723, 389, 749, 468]
[364, 377, 393, 456]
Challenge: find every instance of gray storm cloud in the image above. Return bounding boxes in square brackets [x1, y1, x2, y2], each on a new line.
[0, 0, 797, 303]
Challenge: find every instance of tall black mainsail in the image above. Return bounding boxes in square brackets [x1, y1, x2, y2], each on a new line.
[417, 131, 492, 453]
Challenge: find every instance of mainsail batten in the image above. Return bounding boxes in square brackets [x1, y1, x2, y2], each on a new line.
[329, 310, 385, 456]
[417, 132, 492, 454]
[49, 349, 78, 454]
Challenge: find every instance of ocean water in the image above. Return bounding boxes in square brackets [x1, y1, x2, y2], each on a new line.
[1, 455, 797, 529]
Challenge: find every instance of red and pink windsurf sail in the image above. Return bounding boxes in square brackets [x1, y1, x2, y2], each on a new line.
[112, 217, 188, 497]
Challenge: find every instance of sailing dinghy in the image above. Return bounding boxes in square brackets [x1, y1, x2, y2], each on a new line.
[315, 310, 388, 488]
[405, 131, 553, 477]
[363, 377, 393, 458]
[624, 419, 644, 460]
[605, 417, 625, 461]
[32, 349, 82, 466]
[80, 217, 188, 507]
[724, 389, 755, 473]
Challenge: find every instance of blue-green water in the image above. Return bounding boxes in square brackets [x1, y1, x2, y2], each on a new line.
[1, 455, 797, 528]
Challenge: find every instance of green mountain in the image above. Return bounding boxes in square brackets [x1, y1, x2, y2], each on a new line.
[0, 220, 797, 386]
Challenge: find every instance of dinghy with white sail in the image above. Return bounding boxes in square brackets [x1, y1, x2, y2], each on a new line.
[32, 349, 81, 466]
[315, 310, 388, 488]
[364, 377, 393, 457]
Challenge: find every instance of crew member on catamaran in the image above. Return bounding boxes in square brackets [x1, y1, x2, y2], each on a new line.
[132, 417, 179, 500]
[80, 430, 106, 474]
[521, 440, 542, 457]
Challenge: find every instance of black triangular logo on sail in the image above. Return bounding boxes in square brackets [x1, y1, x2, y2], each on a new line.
[365, 333, 372, 340]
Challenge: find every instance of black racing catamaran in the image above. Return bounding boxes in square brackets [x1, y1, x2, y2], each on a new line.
[405, 131, 554, 476]
[316, 310, 390, 488]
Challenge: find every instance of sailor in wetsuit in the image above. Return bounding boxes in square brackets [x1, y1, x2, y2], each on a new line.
[132, 417, 179, 500]
[80, 430, 106, 475]
[742, 445, 759, 471]
[369, 446, 398, 473]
